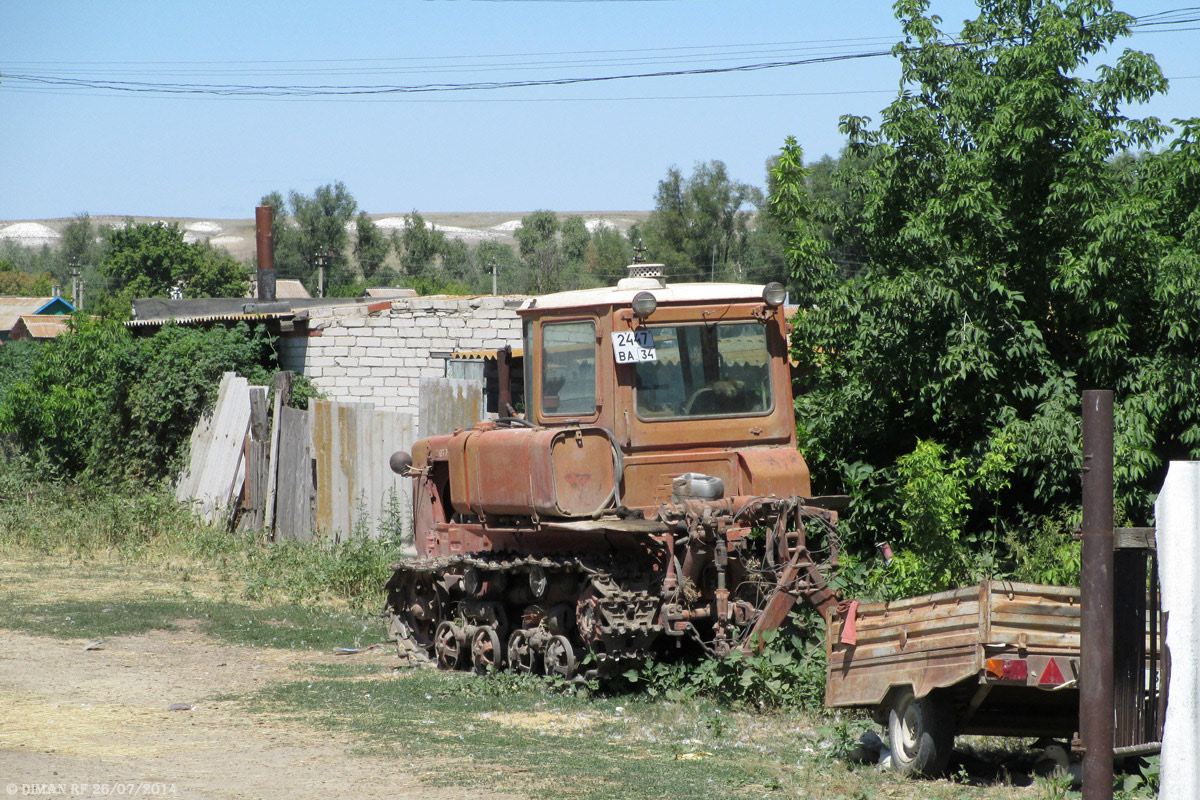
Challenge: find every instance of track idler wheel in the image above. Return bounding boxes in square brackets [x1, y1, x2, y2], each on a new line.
[543, 634, 577, 680]
[434, 621, 465, 670]
[507, 629, 539, 674]
[471, 626, 503, 674]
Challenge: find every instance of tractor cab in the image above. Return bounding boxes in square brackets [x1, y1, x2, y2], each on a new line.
[517, 264, 807, 510]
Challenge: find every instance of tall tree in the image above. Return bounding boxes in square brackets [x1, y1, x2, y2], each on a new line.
[396, 212, 446, 278]
[102, 221, 247, 300]
[353, 213, 389, 281]
[0, 262, 53, 295]
[642, 161, 760, 280]
[289, 181, 358, 287]
[588, 225, 635, 285]
[775, 0, 1194, 586]
[514, 210, 567, 294]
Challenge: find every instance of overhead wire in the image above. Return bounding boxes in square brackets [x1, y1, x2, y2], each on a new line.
[0, 8, 1195, 100]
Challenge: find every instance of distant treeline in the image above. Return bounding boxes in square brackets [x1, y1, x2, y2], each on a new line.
[1, 158, 821, 315]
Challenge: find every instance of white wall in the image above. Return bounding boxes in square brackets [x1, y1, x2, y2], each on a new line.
[278, 295, 524, 433]
[1157, 461, 1200, 800]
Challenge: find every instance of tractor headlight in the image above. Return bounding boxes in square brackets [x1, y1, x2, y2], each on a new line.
[632, 291, 658, 319]
[762, 282, 786, 308]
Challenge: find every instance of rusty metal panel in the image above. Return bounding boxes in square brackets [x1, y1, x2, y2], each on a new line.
[446, 425, 618, 519]
[419, 376, 483, 441]
[736, 448, 811, 499]
[309, 399, 413, 543]
[825, 581, 1082, 710]
[312, 398, 333, 533]
[986, 581, 1081, 653]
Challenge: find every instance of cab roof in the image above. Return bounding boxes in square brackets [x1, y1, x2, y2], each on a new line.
[518, 281, 768, 315]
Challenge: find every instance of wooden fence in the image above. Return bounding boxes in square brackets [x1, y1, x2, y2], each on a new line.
[180, 372, 488, 545]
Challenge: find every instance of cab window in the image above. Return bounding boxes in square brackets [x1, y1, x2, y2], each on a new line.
[634, 322, 773, 419]
[541, 321, 596, 416]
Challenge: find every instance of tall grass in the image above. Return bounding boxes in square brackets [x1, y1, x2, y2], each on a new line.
[0, 458, 398, 612]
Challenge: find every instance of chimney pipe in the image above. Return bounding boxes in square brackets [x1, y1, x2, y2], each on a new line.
[255, 205, 277, 301]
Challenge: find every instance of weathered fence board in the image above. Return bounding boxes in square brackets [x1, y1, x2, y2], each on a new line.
[276, 405, 314, 542]
[418, 376, 483, 440]
[264, 371, 294, 535]
[237, 438, 270, 533]
[248, 386, 268, 441]
[178, 372, 252, 522]
[175, 372, 230, 503]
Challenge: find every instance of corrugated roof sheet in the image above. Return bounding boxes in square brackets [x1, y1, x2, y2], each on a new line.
[450, 348, 524, 360]
[11, 315, 71, 340]
[0, 296, 76, 332]
[125, 311, 294, 328]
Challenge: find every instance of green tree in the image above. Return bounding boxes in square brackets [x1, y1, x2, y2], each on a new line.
[187, 242, 249, 298]
[0, 318, 279, 479]
[643, 161, 760, 281]
[353, 213, 389, 281]
[474, 239, 520, 294]
[258, 191, 305, 281]
[776, 0, 1196, 581]
[102, 222, 247, 300]
[290, 181, 357, 288]
[514, 210, 569, 293]
[396, 211, 446, 278]
[260, 183, 358, 290]
[560, 215, 591, 266]
[767, 139, 834, 304]
[60, 214, 106, 272]
[0, 262, 53, 295]
[588, 225, 635, 285]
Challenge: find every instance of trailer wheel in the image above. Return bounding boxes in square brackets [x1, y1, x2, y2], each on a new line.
[886, 688, 954, 777]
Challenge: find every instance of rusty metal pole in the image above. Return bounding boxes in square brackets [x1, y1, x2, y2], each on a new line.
[1081, 389, 1114, 800]
[255, 206, 277, 301]
[497, 345, 512, 415]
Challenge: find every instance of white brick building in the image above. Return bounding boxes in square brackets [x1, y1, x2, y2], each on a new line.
[278, 295, 526, 430]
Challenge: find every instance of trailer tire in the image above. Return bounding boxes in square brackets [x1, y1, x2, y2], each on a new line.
[886, 688, 954, 777]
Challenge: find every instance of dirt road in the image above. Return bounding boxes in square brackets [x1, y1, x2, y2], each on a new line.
[0, 625, 511, 800]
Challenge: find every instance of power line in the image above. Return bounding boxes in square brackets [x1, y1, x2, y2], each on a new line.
[1, 50, 895, 97]
[1, 9, 1195, 100]
[0, 35, 901, 69]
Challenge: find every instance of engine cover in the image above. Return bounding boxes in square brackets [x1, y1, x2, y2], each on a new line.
[447, 424, 619, 519]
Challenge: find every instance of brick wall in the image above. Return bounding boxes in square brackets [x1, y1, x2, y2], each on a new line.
[278, 295, 525, 430]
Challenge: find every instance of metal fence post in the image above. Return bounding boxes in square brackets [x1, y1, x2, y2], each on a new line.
[1081, 389, 1114, 800]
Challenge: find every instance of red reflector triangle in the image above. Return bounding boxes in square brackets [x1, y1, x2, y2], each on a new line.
[1039, 658, 1065, 686]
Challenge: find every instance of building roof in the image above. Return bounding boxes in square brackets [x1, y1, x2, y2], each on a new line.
[520, 282, 768, 313]
[0, 296, 77, 333]
[10, 315, 72, 340]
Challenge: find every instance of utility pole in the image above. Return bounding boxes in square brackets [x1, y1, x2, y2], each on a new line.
[314, 252, 328, 299]
[69, 258, 82, 309]
[491, 261, 498, 295]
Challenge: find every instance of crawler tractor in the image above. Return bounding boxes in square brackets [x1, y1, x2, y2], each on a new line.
[384, 264, 843, 678]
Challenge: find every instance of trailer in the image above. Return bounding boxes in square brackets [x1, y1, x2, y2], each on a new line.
[825, 581, 1082, 776]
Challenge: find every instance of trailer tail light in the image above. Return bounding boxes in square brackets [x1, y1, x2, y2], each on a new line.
[1039, 658, 1066, 686]
[985, 658, 1028, 681]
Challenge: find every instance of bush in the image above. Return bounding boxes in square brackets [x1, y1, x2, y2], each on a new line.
[0, 318, 296, 481]
[629, 610, 827, 711]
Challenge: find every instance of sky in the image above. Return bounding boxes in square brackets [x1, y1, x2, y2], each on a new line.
[1, 0, 1197, 221]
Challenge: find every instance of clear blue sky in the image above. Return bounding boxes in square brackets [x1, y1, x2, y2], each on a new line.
[2, 0, 1196, 220]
